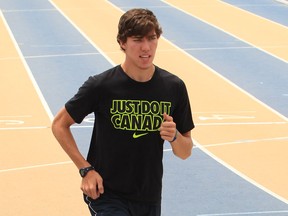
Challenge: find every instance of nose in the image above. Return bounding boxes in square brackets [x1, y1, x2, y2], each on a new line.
[141, 38, 150, 51]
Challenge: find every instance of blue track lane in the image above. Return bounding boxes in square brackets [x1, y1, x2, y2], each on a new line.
[1, 0, 288, 215]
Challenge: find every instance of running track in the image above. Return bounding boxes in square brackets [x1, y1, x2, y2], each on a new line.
[1, 0, 288, 215]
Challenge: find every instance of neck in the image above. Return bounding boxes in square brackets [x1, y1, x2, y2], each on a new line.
[121, 63, 155, 82]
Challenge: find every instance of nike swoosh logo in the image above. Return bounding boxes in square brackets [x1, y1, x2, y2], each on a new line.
[133, 132, 149, 139]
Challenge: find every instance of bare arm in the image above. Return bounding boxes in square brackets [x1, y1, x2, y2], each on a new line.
[51, 107, 104, 199]
[51, 107, 87, 168]
[160, 113, 193, 160]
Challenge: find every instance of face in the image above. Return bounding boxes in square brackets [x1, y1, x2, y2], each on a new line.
[120, 31, 158, 71]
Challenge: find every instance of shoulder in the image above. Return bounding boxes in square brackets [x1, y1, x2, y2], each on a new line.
[155, 65, 185, 87]
[84, 65, 121, 88]
[91, 65, 120, 82]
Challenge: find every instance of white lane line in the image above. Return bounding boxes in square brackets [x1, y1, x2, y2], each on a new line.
[163, 148, 172, 152]
[0, 115, 32, 118]
[1, 9, 57, 13]
[0, 115, 49, 130]
[0, 52, 102, 61]
[0, 11, 54, 121]
[161, 0, 288, 64]
[0, 126, 49, 131]
[197, 209, 288, 215]
[24, 52, 101, 59]
[30, 44, 82, 47]
[219, 0, 288, 30]
[49, 0, 116, 67]
[203, 136, 288, 148]
[0, 161, 72, 173]
[182, 45, 288, 51]
[275, 0, 288, 5]
[197, 121, 288, 126]
[194, 140, 288, 205]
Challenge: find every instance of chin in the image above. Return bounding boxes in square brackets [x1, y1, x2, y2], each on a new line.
[138, 61, 153, 69]
[139, 64, 153, 70]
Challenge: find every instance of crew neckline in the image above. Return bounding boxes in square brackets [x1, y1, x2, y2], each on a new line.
[119, 65, 157, 84]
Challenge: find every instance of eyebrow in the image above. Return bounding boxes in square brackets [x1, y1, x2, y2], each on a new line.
[132, 33, 157, 39]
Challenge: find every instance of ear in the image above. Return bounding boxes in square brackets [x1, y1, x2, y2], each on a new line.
[119, 41, 126, 51]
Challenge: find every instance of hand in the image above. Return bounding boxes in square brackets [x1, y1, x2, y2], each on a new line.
[160, 113, 177, 142]
[81, 170, 104, 199]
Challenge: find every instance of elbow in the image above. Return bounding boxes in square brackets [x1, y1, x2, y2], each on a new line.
[174, 147, 192, 160]
[182, 139, 193, 160]
[178, 150, 192, 160]
[174, 133, 193, 160]
[176, 140, 193, 160]
[51, 116, 64, 137]
[51, 118, 58, 136]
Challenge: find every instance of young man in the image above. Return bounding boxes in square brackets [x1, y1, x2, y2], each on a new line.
[52, 8, 194, 216]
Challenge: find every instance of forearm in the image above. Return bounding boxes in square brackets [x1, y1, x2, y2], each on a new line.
[52, 125, 89, 169]
[170, 131, 193, 160]
[51, 107, 90, 169]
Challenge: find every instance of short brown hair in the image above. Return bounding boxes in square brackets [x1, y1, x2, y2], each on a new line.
[117, 8, 162, 49]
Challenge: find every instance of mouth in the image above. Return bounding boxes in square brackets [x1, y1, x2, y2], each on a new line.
[139, 54, 151, 59]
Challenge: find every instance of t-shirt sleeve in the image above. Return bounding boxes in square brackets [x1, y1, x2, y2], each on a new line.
[65, 76, 98, 124]
[173, 80, 194, 134]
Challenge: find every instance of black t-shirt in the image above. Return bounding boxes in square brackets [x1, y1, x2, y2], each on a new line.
[65, 65, 194, 203]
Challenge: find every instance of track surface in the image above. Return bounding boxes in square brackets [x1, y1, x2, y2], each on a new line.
[1, 0, 288, 215]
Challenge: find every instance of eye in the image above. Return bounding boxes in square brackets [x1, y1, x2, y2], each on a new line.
[133, 37, 143, 42]
[148, 35, 157, 41]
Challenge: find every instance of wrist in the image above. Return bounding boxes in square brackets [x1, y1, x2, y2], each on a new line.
[170, 130, 178, 142]
[79, 166, 95, 177]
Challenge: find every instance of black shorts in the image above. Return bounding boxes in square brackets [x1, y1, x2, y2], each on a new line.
[84, 192, 161, 216]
